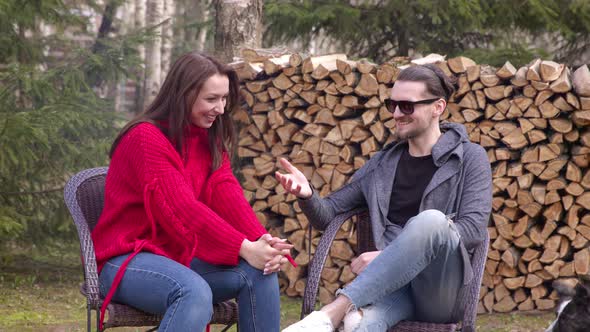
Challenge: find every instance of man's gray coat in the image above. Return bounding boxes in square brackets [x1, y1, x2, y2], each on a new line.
[298, 122, 493, 285]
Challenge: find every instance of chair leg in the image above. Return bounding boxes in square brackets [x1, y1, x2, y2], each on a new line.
[96, 308, 101, 332]
[87, 306, 92, 332]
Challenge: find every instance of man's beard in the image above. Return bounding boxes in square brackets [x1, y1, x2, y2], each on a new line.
[393, 118, 432, 140]
[395, 129, 416, 140]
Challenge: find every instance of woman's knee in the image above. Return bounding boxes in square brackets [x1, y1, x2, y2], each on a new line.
[172, 274, 213, 314]
[237, 260, 280, 303]
[238, 259, 278, 284]
[261, 272, 280, 295]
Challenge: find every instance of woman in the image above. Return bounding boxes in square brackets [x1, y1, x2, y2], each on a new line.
[92, 52, 290, 332]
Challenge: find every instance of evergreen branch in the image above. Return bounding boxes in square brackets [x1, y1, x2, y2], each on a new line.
[0, 117, 8, 141]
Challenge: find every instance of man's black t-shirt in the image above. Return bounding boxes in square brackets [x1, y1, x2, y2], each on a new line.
[387, 147, 438, 227]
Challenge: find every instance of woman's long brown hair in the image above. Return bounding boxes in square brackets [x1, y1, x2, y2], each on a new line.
[110, 52, 239, 171]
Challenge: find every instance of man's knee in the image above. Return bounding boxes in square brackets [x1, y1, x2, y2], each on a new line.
[406, 209, 447, 232]
[416, 209, 447, 223]
[401, 209, 460, 249]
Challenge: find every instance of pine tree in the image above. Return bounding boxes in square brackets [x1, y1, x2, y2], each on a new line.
[264, 0, 590, 67]
[0, 0, 146, 246]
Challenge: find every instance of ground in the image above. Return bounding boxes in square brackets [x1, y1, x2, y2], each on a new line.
[0, 243, 556, 332]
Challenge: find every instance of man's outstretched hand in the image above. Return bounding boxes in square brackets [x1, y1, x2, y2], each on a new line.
[275, 158, 312, 199]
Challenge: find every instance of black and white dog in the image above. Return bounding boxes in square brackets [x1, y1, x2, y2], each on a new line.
[545, 275, 590, 332]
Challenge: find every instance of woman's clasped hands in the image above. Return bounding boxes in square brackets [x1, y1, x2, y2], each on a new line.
[240, 234, 294, 275]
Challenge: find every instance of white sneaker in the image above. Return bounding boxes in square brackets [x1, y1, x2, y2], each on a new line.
[282, 311, 335, 332]
[341, 309, 362, 332]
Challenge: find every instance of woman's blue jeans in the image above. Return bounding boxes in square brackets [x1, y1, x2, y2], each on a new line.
[338, 209, 464, 331]
[99, 253, 280, 332]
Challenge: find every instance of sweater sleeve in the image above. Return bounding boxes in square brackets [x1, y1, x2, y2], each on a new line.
[116, 123, 247, 265]
[203, 152, 267, 241]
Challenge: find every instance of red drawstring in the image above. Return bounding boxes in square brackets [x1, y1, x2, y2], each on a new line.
[143, 179, 159, 240]
[99, 180, 158, 330]
[99, 241, 146, 330]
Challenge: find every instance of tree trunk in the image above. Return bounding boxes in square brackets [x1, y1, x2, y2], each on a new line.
[92, 1, 118, 54]
[88, 0, 121, 88]
[397, 24, 409, 56]
[160, 0, 174, 78]
[197, 0, 213, 51]
[115, 0, 136, 112]
[135, 0, 146, 61]
[173, 0, 186, 47]
[142, 0, 163, 109]
[214, 0, 263, 63]
[134, 0, 147, 113]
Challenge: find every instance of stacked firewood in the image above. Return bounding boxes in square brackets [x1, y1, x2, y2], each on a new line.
[230, 51, 590, 313]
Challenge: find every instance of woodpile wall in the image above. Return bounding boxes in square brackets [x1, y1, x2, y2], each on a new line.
[230, 51, 590, 313]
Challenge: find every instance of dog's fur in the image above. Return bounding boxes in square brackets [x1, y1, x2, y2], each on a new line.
[545, 276, 590, 332]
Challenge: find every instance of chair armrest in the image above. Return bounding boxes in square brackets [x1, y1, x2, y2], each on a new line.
[64, 167, 108, 309]
[301, 208, 367, 318]
[78, 227, 102, 309]
[458, 232, 489, 332]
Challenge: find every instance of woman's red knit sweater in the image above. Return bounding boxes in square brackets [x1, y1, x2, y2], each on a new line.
[92, 122, 267, 273]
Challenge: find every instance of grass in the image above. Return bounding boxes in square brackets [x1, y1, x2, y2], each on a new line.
[0, 242, 87, 331]
[0, 242, 557, 332]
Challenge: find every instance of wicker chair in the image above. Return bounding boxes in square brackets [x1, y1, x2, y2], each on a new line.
[64, 167, 238, 332]
[301, 208, 489, 332]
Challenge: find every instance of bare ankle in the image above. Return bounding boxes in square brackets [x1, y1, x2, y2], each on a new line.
[320, 295, 352, 327]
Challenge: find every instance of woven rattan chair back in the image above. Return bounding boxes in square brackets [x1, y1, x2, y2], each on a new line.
[76, 175, 105, 231]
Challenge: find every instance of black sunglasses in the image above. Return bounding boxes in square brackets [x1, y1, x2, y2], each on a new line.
[384, 98, 441, 115]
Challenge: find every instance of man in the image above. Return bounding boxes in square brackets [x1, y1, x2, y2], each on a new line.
[277, 64, 492, 332]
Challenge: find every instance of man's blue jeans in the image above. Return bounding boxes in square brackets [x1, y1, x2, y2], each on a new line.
[338, 209, 464, 331]
[99, 253, 280, 332]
